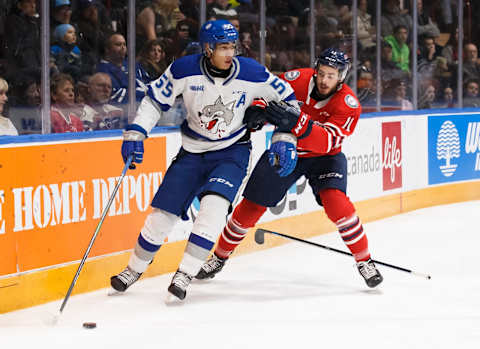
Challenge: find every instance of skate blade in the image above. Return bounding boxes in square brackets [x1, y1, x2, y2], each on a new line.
[107, 287, 124, 296]
[164, 292, 184, 306]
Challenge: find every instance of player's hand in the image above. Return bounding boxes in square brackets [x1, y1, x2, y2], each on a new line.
[243, 98, 268, 131]
[264, 101, 311, 136]
[268, 132, 297, 177]
[122, 124, 147, 169]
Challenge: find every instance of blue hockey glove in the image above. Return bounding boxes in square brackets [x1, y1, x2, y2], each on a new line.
[121, 124, 147, 169]
[268, 132, 298, 177]
[243, 98, 268, 131]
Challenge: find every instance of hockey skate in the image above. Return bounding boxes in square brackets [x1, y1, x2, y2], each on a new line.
[357, 259, 383, 288]
[195, 254, 227, 279]
[110, 266, 142, 292]
[167, 270, 193, 300]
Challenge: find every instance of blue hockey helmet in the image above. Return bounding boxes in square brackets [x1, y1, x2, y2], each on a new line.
[315, 48, 351, 82]
[199, 19, 239, 52]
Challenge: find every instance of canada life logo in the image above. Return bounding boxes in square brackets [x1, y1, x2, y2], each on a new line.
[382, 121, 402, 190]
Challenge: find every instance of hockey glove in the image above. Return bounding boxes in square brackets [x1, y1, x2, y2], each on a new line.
[122, 124, 147, 169]
[268, 132, 298, 177]
[243, 98, 268, 131]
[264, 101, 311, 137]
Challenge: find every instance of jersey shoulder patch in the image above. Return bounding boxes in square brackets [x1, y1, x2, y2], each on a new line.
[344, 94, 359, 108]
[170, 54, 202, 79]
[236, 56, 269, 83]
[283, 70, 301, 81]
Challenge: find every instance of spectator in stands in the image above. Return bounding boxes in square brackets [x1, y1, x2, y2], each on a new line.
[51, 24, 82, 81]
[80, 72, 125, 130]
[381, 41, 409, 86]
[441, 27, 459, 67]
[385, 79, 413, 110]
[356, 67, 376, 106]
[72, 0, 114, 74]
[97, 33, 128, 104]
[419, 35, 443, 65]
[50, 73, 84, 133]
[418, 34, 443, 78]
[75, 74, 90, 105]
[98, 33, 149, 103]
[315, 1, 344, 50]
[437, 85, 455, 108]
[238, 31, 256, 59]
[51, 0, 72, 33]
[4, 0, 41, 81]
[167, 18, 196, 58]
[463, 43, 480, 82]
[9, 74, 42, 134]
[179, 0, 200, 24]
[136, 38, 168, 84]
[356, 0, 376, 52]
[463, 79, 480, 107]
[381, 0, 412, 37]
[0, 77, 18, 136]
[418, 82, 436, 109]
[136, 0, 186, 54]
[385, 25, 410, 72]
[417, 0, 440, 38]
[433, 56, 453, 91]
[208, 0, 238, 18]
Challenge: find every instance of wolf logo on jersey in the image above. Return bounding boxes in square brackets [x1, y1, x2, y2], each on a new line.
[199, 96, 236, 138]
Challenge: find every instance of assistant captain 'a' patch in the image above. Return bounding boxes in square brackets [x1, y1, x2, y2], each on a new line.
[345, 94, 359, 108]
[284, 70, 300, 81]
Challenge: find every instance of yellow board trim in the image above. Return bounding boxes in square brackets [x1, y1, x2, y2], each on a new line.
[1, 181, 479, 314]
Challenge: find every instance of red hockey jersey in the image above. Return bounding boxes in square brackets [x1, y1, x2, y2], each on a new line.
[279, 68, 361, 158]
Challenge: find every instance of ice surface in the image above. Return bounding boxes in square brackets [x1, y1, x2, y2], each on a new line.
[1, 201, 479, 349]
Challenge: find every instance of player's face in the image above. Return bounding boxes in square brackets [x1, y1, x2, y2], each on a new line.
[315, 65, 340, 95]
[210, 42, 236, 70]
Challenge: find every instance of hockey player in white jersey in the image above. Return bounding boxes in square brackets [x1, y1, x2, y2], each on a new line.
[110, 19, 298, 301]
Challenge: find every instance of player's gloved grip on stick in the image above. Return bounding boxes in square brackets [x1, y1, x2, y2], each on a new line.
[264, 101, 311, 137]
[243, 98, 268, 131]
[122, 124, 147, 169]
[268, 132, 297, 177]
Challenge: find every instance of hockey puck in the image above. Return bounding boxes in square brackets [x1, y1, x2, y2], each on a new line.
[82, 322, 97, 329]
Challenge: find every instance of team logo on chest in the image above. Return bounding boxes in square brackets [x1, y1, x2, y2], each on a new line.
[199, 96, 236, 138]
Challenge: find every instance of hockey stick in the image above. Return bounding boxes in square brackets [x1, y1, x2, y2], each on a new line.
[52, 155, 133, 324]
[255, 228, 431, 280]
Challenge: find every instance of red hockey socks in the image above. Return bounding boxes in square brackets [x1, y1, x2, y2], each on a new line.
[319, 189, 370, 262]
[215, 198, 267, 259]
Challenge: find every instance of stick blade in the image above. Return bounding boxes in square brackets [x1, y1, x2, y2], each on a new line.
[254, 229, 267, 244]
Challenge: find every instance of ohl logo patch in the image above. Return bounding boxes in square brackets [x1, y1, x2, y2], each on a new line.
[382, 121, 403, 190]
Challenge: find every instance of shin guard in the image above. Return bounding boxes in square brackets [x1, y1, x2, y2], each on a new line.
[319, 189, 370, 262]
[215, 198, 267, 259]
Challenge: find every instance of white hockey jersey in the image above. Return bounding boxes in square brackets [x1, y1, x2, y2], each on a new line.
[133, 54, 296, 153]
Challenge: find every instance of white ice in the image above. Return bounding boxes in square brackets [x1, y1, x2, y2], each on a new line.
[1, 201, 479, 349]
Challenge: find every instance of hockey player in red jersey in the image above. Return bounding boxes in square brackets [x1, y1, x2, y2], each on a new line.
[196, 48, 383, 288]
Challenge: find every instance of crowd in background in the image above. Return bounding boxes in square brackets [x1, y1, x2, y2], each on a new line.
[0, 0, 479, 135]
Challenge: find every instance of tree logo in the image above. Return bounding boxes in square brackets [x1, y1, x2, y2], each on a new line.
[436, 120, 460, 177]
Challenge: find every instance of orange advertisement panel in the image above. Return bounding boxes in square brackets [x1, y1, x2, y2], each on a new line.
[0, 136, 166, 276]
